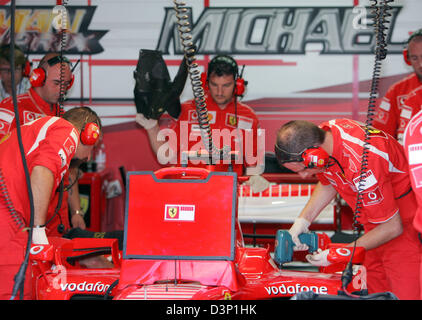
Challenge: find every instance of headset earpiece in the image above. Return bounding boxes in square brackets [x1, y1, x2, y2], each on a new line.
[235, 77, 246, 96]
[201, 71, 208, 93]
[80, 122, 100, 145]
[67, 74, 74, 90]
[29, 67, 46, 87]
[22, 59, 32, 77]
[302, 146, 330, 168]
[403, 48, 411, 66]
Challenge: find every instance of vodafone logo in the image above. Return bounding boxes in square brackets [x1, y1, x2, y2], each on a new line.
[30, 245, 45, 255]
[336, 248, 351, 257]
[60, 281, 111, 293]
[264, 283, 328, 296]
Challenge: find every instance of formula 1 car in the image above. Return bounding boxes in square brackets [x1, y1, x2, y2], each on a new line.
[30, 167, 367, 300]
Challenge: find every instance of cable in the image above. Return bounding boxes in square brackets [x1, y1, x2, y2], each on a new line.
[341, 0, 394, 296]
[8, 0, 35, 300]
[57, 0, 69, 116]
[8, 0, 71, 300]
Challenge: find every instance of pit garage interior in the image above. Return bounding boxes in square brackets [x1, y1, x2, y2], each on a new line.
[0, 0, 421, 303]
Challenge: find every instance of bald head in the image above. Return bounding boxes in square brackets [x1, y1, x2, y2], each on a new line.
[33, 53, 73, 105]
[275, 120, 326, 163]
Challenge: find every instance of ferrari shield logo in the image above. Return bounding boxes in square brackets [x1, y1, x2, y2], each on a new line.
[168, 206, 179, 218]
[228, 115, 237, 126]
[165, 204, 195, 221]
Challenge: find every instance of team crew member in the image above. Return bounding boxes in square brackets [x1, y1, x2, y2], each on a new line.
[373, 29, 422, 144]
[0, 106, 101, 300]
[0, 44, 31, 101]
[275, 119, 421, 300]
[403, 110, 422, 299]
[136, 55, 267, 191]
[0, 52, 73, 140]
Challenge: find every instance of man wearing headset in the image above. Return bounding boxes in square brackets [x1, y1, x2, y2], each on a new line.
[275, 119, 421, 300]
[136, 55, 268, 191]
[373, 29, 422, 144]
[0, 44, 31, 102]
[0, 52, 74, 140]
[0, 106, 101, 299]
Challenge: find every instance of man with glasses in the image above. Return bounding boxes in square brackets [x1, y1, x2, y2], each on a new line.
[275, 119, 421, 299]
[0, 44, 31, 102]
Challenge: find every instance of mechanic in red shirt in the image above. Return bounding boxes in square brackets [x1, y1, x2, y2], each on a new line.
[373, 29, 422, 144]
[275, 119, 421, 300]
[0, 106, 101, 300]
[0, 52, 73, 139]
[404, 109, 422, 299]
[136, 55, 267, 191]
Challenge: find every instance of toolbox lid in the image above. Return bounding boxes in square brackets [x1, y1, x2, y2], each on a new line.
[123, 168, 237, 261]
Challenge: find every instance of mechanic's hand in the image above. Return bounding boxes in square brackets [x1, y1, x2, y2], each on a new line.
[71, 213, 86, 230]
[135, 113, 158, 130]
[243, 175, 271, 193]
[32, 226, 49, 245]
[306, 248, 331, 267]
[288, 217, 311, 251]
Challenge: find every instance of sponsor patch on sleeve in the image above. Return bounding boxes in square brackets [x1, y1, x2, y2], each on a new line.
[353, 170, 377, 191]
[379, 99, 391, 111]
[408, 143, 422, 165]
[361, 186, 384, 206]
[410, 165, 422, 188]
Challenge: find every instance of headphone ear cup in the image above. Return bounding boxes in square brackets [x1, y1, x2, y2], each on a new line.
[80, 122, 100, 145]
[201, 71, 209, 94]
[29, 68, 46, 87]
[22, 60, 31, 77]
[302, 147, 329, 168]
[67, 74, 74, 90]
[403, 48, 411, 65]
[235, 78, 246, 96]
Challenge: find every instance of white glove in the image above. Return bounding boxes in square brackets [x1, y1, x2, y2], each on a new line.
[306, 248, 331, 267]
[32, 226, 49, 245]
[288, 217, 311, 251]
[135, 113, 158, 130]
[243, 175, 270, 193]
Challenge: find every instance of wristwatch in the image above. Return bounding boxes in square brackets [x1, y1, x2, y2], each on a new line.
[74, 209, 85, 217]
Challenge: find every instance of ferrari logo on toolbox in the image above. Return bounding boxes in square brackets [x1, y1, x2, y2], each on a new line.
[165, 204, 195, 221]
[168, 206, 179, 218]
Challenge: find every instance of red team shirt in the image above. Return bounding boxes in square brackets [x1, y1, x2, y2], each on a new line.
[0, 87, 61, 141]
[317, 119, 416, 229]
[317, 119, 420, 299]
[0, 116, 78, 232]
[0, 116, 78, 299]
[403, 109, 422, 233]
[168, 95, 260, 175]
[373, 73, 422, 144]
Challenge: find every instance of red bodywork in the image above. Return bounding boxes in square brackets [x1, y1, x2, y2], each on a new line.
[30, 167, 366, 300]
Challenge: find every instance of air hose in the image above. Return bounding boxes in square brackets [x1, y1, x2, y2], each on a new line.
[8, 0, 35, 300]
[173, 0, 231, 164]
[341, 0, 394, 296]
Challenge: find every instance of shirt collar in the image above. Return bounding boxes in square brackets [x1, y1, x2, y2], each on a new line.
[29, 87, 56, 114]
